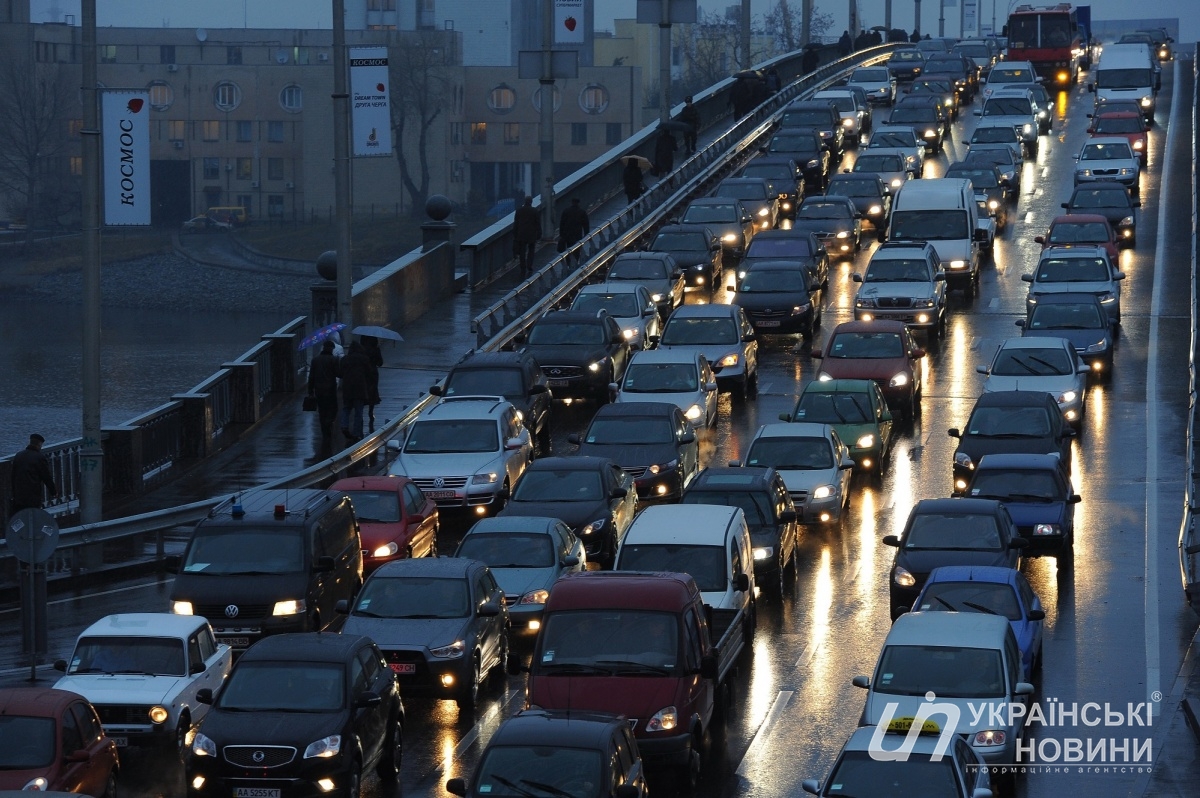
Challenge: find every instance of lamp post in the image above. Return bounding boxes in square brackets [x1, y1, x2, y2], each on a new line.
[80, 0, 102, 522]
[540, 0, 555, 235]
[332, 0, 353, 329]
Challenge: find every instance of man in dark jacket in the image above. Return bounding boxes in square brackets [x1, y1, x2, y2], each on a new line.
[11, 433, 57, 514]
[338, 341, 372, 441]
[309, 340, 340, 439]
[653, 129, 677, 177]
[623, 160, 646, 203]
[678, 96, 701, 155]
[557, 197, 590, 256]
[361, 335, 384, 424]
[911, 28, 922, 43]
[838, 30, 852, 55]
[765, 67, 781, 94]
[513, 196, 542, 276]
[802, 45, 820, 74]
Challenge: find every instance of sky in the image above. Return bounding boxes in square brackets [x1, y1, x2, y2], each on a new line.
[28, 0, 1197, 43]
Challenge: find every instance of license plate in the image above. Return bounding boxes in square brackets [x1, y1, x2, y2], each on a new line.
[111, 737, 128, 747]
[425, 490, 456, 499]
[546, 379, 569, 387]
[234, 789, 280, 798]
[390, 663, 416, 674]
[219, 637, 250, 648]
[756, 320, 781, 327]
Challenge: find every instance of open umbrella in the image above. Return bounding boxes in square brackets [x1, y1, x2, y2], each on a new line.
[352, 325, 404, 342]
[621, 154, 653, 171]
[297, 322, 347, 351]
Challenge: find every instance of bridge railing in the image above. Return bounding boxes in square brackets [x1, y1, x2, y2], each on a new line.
[1180, 46, 1200, 614]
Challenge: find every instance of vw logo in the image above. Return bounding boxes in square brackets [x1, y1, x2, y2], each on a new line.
[433, 477, 445, 488]
[224, 605, 240, 618]
[252, 750, 265, 763]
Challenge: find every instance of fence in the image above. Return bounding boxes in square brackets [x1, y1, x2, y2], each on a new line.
[1180, 47, 1200, 614]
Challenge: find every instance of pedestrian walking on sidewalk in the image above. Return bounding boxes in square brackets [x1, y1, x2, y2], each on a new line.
[309, 340, 340, 440]
[653, 128, 677, 177]
[361, 335, 383, 424]
[557, 197, 590, 259]
[10, 433, 57, 515]
[338, 341, 371, 441]
[513, 197, 542, 277]
[623, 160, 646, 204]
[679, 96, 700, 155]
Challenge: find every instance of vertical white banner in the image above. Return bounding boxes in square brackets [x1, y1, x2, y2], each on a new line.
[963, 0, 978, 37]
[101, 91, 151, 226]
[349, 47, 393, 157]
[555, 0, 585, 44]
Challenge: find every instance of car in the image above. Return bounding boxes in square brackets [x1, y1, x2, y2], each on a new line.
[923, 53, 978, 100]
[965, 453, 1079, 560]
[1061, 182, 1140, 246]
[813, 320, 926, 420]
[653, 303, 759, 398]
[446, 709, 649, 798]
[387, 395, 533, 516]
[1091, 97, 1147, 123]
[713, 176, 779, 231]
[53, 613, 233, 754]
[886, 48, 927, 82]
[181, 215, 228, 233]
[737, 157, 804, 217]
[945, 162, 1012, 229]
[680, 466, 800, 598]
[897, 93, 952, 137]
[779, 379, 895, 474]
[186, 633, 404, 798]
[1018, 292, 1116, 377]
[0, 687, 119, 797]
[1028, 82, 1056, 132]
[500, 456, 638, 568]
[961, 141, 1023, 191]
[976, 89, 1040, 155]
[976, 336, 1089, 427]
[866, 125, 925, 177]
[948, 390, 1075, 494]
[812, 89, 869, 144]
[982, 60, 1038, 99]
[614, 347, 719, 427]
[568, 402, 700, 502]
[338, 557, 509, 708]
[886, 103, 944, 152]
[847, 65, 896, 105]
[1023, 246, 1124, 326]
[733, 259, 825, 339]
[571, 282, 663, 351]
[801, 725, 993, 798]
[913, 565, 1046, 680]
[1088, 110, 1149, 163]
[1035, 213, 1120, 262]
[779, 100, 846, 160]
[676, 197, 757, 257]
[431, 351, 552, 452]
[974, 197, 998, 254]
[331, 475, 439, 568]
[1073, 136, 1140, 192]
[647, 224, 723, 288]
[852, 241, 947, 336]
[965, 121, 1025, 165]
[910, 72, 965, 116]
[791, 195, 862, 257]
[606, 252, 685, 317]
[826, 173, 892, 239]
[955, 39, 1000, 77]
[453, 516, 586, 641]
[883, 498, 1026, 619]
[1139, 27, 1174, 61]
[739, 423, 854, 525]
[738, 228, 829, 287]
[519, 310, 632, 402]
[765, 128, 830, 190]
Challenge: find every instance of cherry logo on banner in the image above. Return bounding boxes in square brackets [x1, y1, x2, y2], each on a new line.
[376, 83, 386, 92]
[126, 98, 144, 114]
[564, 16, 577, 32]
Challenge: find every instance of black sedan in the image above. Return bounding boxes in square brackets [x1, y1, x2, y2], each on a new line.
[766, 129, 830, 190]
[887, 104, 945, 152]
[948, 390, 1075, 494]
[825, 173, 892, 241]
[945, 162, 1011, 230]
[648, 224, 723, 288]
[1062, 182, 1140, 247]
[518, 310, 631, 403]
[186, 633, 404, 798]
[884, 498, 1027, 620]
[792, 196, 862, 258]
[739, 229, 829, 287]
[732, 259, 825, 338]
[738, 157, 805, 216]
[568, 402, 700, 502]
[500, 456, 638, 569]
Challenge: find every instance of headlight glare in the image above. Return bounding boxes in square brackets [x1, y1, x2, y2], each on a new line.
[646, 706, 678, 732]
[582, 518, 607, 535]
[304, 735, 343, 759]
[193, 732, 217, 757]
[520, 589, 550, 605]
[856, 434, 875, 448]
[430, 641, 466, 659]
[889, 373, 909, 387]
[172, 601, 194, 615]
[812, 484, 834, 499]
[272, 599, 306, 616]
[373, 542, 400, 558]
[149, 705, 170, 724]
[894, 566, 917, 587]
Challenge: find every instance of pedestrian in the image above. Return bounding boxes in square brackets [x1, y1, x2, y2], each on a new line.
[868, 29, 883, 47]
[623, 159, 646, 204]
[309, 340, 340, 440]
[854, 30, 870, 50]
[337, 341, 372, 441]
[557, 197, 590, 257]
[838, 30, 852, 56]
[678, 95, 700, 155]
[653, 128, 677, 177]
[802, 45, 820, 74]
[765, 67, 781, 94]
[513, 196, 541, 277]
[911, 28, 922, 43]
[10, 433, 57, 515]
[361, 335, 383, 424]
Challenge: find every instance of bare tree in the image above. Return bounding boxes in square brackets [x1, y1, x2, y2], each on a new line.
[675, 9, 776, 98]
[764, 1, 836, 49]
[388, 32, 454, 215]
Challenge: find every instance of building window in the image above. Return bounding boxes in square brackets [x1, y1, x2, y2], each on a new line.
[570, 123, 588, 145]
[279, 85, 303, 113]
[268, 195, 285, 217]
[294, 47, 310, 65]
[227, 46, 242, 65]
[203, 157, 220, 180]
[235, 194, 252, 210]
[68, 119, 83, 137]
[236, 158, 253, 180]
[70, 156, 82, 177]
[503, 123, 520, 145]
[532, 85, 561, 112]
[160, 45, 175, 65]
[470, 123, 487, 145]
[100, 45, 116, 64]
[369, 0, 397, 8]
[268, 121, 285, 142]
[450, 160, 465, 183]
[579, 84, 610, 115]
[148, 81, 173, 111]
[450, 122, 463, 145]
[214, 82, 242, 112]
[236, 120, 253, 142]
[488, 84, 516, 115]
[417, 0, 434, 28]
[168, 120, 186, 141]
[267, 158, 284, 180]
[202, 121, 220, 141]
[606, 123, 622, 145]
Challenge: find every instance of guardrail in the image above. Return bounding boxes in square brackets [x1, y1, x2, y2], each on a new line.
[1180, 46, 1200, 615]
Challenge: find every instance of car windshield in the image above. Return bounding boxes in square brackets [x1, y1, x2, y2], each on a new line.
[475, 746, 604, 798]
[1070, 188, 1130, 209]
[854, 154, 905, 173]
[512, 469, 604, 502]
[572, 292, 642, 318]
[956, 44, 991, 58]
[1094, 116, 1144, 134]
[739, 269, 808, 293]
[904, 511, 1003, 550]
[355, 576, 470, 618]
[405, 420, 499, 454]
[0, 717, 54, 769]
[865, 258, 931, 282]
[852, 68, 889, 82]
[794, 391, 873, 424]
[782, 109, 831, 126]
[217, 661, 345, 712]
[1080, 142, 1132, 160]
[444, 368, 524, 398]
[661, 316, 739, 345]
[969, 469, 1063, 502]
[798, 202, 851, 220]
[991, 347, 1074, 376]
[539, 610, 679, 669]
[966, 406, 1052, 437]
[827, 331, 905, 359]
[828, 179, 881, 198]
[1028, 302, 1106, 329]
[746, 437, 834, 470]
[715, 183, 768, 201]
[745, 237, 812, 258]
[769, 135, 821, 156]
[342, 490, 401, 523]
[972, 126, 1019, 143]
[682, 203, 738, 223]
[890, 210, 968, 240]
[890, 51, 925, 63]
[823, 751, 962, 798]
[610, 259, 669, 280]
[984, 98, 1032, 116]
[949, 168, 998, 188]
[682, 490, 773, 525]
[527, 321, 607, 345]
[457, 533, 555, 569]
[870, 131, 918, 148]
[622, 362, 700, 393]
[1096, 68, 1153, 90]
[1036, 258, 1111, 282]
[1048, 221, 1110, 244]
[989, 68, 1034, 84]
[819, 96, 856, 113]
[874, 644, 1006, 698]
[618, 543, 727, 591]
[887, 108, 932, 124]
[917, 582, 1023, 620]
[741, 165, 792, 184]
[965, 149, 1015, 168]
[68, 636, 186, 676]
[653, 232, 707, 251]
[182, 526, 306, 575]
[586, 416, 674, 445]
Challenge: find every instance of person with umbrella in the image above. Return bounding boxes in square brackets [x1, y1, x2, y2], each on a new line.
[653, 128, 677, 177]
[557, 197, 590, 260]
[337, 341, 372, 441]
[678, 96, 700, 155]
[361, 335, 383, 425]
[308, 340, 340, 441]
[623, 158, 646, 204]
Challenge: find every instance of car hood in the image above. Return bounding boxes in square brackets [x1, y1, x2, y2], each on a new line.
[609, 276, 673, 296]
[491, 568, 560, 602]
[857, 281, 936, 301]
[520, 343, 613, 367]
[390, 450, 503, 478]
[818, 359, 907, 381]
[616, 390, 703, 415]
[358, 520, 408, 550]
[1029, 281, 1113, 297]
[500, 498, 610, 529]
[53, 674, 187, 706]
[660, 250, 708, 268]
[925, 238, 972, 263]
[1022, 328, 1111, 352]
[1077, 158, 1138, 172]
[1077, 206, 1132, 225]
[576, 442, 680, 470]
[982, 113, 1035, 127]
[676, 221, 741, 239]
[863, 691, 1013, 734]
[776, 467, 841, 493]
[200, 707, 345, 750]
[982, 374, 1079, 396]
[791, 218, 853, 237]
[342, 615, 469, 650]
[656, 342, 741, 365]
[831, 421, 879, 446]
[529, 673, 681, 728]
[896, 546, 1016, 577]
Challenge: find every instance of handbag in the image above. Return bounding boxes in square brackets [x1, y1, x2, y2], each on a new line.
[302, 395, 317, 412]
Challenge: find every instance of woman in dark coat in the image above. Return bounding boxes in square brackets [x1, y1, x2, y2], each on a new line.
[623, 160, 646, 203]
[653, 129, 677, 177]
[337, 341, 372, 440]
[361, 335, 383, 423]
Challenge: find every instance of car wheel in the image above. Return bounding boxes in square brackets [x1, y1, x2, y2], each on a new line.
[344, 758, 363, 798]
[536, 423, 551, 456]
[375, 715, 403, 782]
[101, 768, 117, 798]
[175, 714, 190, 758]
[765, 559, 785, 599]
[746, 371, 759, 398]
[676, 738, 702, 797]
[456, 655, 481, 710]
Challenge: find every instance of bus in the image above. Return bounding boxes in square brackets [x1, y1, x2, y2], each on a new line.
[1005, 4, 1086, 86]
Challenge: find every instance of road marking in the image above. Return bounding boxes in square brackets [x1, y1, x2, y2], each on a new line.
[794, 640, 820, 668]
[842, 559, 863, 585]
[1034, 187, 1044, 198]
[969, 336, 982, 351]
[435, 686, 522, 777]
[988, 297, 1000, 309]
[0, 579, 176, 616]
[1025, 211, 1034, 224]
[735, 690, 794, 776]
[1041, 167, 1050, 178]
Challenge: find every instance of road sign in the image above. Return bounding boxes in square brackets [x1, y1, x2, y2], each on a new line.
[5, 508, 60, 565]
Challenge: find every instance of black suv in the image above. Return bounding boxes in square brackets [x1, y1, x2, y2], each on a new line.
[519, 310, 632, 403]
[780, 100, 846, 161]
[648, 224, 723, 288]
[826, 173, 892, 241]
[766, 128, 830, 190]
[568, 402, 700, 502]
[432, 351, 552, 451]
[186, 633, 403, 798]
[948, 391, 1074, 494]
[681, 466, 799, 598]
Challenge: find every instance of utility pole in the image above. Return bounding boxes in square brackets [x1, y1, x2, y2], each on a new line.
[885, 0, 893, 32]
[739, 0, 751, 70]
[80, 0, 102, 523]
[332, 0, 353, 329]
[542, 0, 556, 232]
[659, 0, 672, 124]
[802, 0, 813, 46]
[915, 0, 922, 34]
[939, 0, 945, 37]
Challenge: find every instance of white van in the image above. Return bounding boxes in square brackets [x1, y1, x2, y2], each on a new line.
[613, 504, 755, 613]
[1089, 43, 1158, 122]
[888, 178, 986, 298]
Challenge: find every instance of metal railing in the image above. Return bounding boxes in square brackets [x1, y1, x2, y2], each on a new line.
[1180, 46, 1200, 614]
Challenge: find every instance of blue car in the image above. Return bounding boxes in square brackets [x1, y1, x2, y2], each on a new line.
[965, 452, 1079, 559]
[912, 565, 1045, 680]
[1017, 291, 1114, 379]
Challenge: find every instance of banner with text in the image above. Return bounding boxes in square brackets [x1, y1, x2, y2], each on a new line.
[555, 0, 585, 44]
[101, 91, 151, 226]
[963, 0, 978, 37]
[349, 47, 393, 157]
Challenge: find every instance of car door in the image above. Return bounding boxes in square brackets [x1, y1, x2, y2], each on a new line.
[194, 625, 231, 721]
[556, 522, 587, 572]
[605, 317, 632, 380]
[699, 357, 719, 424]
[674, 409, 700, 485]
[476, 568, 505, 670]
[831, 429, 853, 498]
[609, 464, 638, 543]
[57, 703, 89, 794]
[771, 474, 798, 566]
[349, 647, 386, 769]
[902, 327, 923, 392]
[403, 482, 438, 558]
[69, 700, 112, 797]
[737, 308, 759, 379]
[871, 383, 893, 450]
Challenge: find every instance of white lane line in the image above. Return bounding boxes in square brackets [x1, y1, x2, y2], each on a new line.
[734, 690, 794, 776]
[1025, 211, 1034, 224]
[1034, 187, 1044, 198]
[842, 559, 863, 585]
[988, 297, 1000, 309]
[438, 686, 522, 775]
[794, 640, 820, 668]
[1041, 167, 1050, 178]
[0, 579, 177, 615]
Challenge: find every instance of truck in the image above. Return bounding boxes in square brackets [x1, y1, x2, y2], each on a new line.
[520, 571, 749, 792]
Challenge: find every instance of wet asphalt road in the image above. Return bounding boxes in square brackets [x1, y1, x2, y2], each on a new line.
[2, 59, 1196, 798]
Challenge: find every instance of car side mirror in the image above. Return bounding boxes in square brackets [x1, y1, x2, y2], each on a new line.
[355, 692, 383, 708]
[1009, 537, 1030, 549]
[975, 365, 989, 375]
[648, 335, 661, 344]
[840, 457, 854, 470]
[478, 599, 502, 618]
[802, 779, 821, 795]
[972, 109, 982, 115]
[191, 661, 206, 675]
[1116, 271, 1126, 280]
[447, 778, 468, 797]
[66, 749, 91, 763]
[973, 228, 989, 242]
[561, 555, 580, 568]
[612, 487, 628, 499]
[429, 384, 444, 397]
[1027, 609, 1046, 621]
[880, 410, 893, 422]
[734, 572, 751, 592]
[615, 785, 640, 798]
[948, 427, 961, 438]
[54, 659, 68, 672]
[529, 384, 549, 395]
[1021, 274, 1033, 282]
[852, 675, 871, 689]
[1071, 494, 1083, 504]
[699, 653, 719, 680]
[780, 509, 798, 523]
[387, 439, 401, 451]
[680, 430, 696, 444]
[883, 535, 901, 547]
[778, 413, 792, 422]
[1087, 83, 1094, 92]
[567, 433, 581, 445]
[911, 349, 926, 359]
[1034, 235, 1045, 244]
[810, 351, 823, 359]
[852, 273, 863, 282]
[1015, 682, 1035, 696]
[164, 555, 181, 574]
[1015, 319, 1027, 328]
[196, 688, 214, 705]
[505, 437, 526, 450]
[1061, 202, 1070, 209]
[611, 335, 625, 345]
[336, 599, 351, 615]
[314, 555, 335, 573]
[933, 273, 947, 282]
[704, 381, 718, 392]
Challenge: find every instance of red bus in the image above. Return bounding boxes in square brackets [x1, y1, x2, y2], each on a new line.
[1006, 4, 1086, 86]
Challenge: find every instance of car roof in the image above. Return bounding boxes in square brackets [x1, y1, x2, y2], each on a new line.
[525, 455, 617, 472]
[687, 196, 744, 206]
[546, 571, 699, 610]
[490, 709, 626, 748]
[970, 390, 1059, 408]
[240, 632, 371, 663]
[78, 613, 209, 639]
[668, 304, 740, 319]
[372, 556, 482, 579]
[801, 378, 874, 394]
[0, 687, 91, 715]
[753, 421, 835, 440]
[1070, 182, 1130, 197]
[578, 282, 647, 296]
[464, 516, 564, 535]
[451, 351, 534, 370]
[1040, 245, 1108, 259]
[689, 465, 777, 491]
[885, 610, 1013, 647]
[655, 224, 714, 237]
[1049, 213, 1110, 225]
[628, 348, 704, 366]
[1031, 291, 1106, 306]
[873, 241, 936, 258]
[974, 452, 1066, 471]
[996, 336, 1073, 351]
[1093, 110, 1142, 120]
[613, 251, 676, 265]
[913, 496, 1002, 514]
[593, 401, 680, 420]
[1083, 135, 1135, 147]
[750, 229, 819, 241]
[923, 564, 1025, 587]
[742, 259, 814, 273]
[422, 396, 512, 420]
[627, 504, 743, 544]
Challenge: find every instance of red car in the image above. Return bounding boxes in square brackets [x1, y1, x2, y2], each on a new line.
[1034, 214, 1120, 262]
[1088, 110, 1148, 163]
[811, 320, 926, 419]
[0, 687, 118, 797]
[331, 475, 439, 570]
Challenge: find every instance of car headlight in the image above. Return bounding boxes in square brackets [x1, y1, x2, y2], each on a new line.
[1119, 216, 1134, 227]
[646, 706, 678, 732]
[893, 566, 917, 587]
[843, 117, 855, 127]
[192, 732, 217, 757]
[812, 484, 835, 500]
[836, 230, 850, 239]
[807, 158, 820, 168]
[817, 372, 833, 382]
[856, 434, 875, 448]
[890, 178, 903, 188]
[791, 304, 809, 315]
[889, 373, 909, 388]
[1141, 96, 1152, 107]
[515, 409, 524, 421]
[988, 199, 999, 210]
[272, 599, 306, 616]
[149, 705, 170, 724]
[1078, 168, 1092, 178]
[685, 404, 703, 420]
[373, 541, 400, 558]
[954, 452, 974, 469]
[1085, 341, 1108, 354]
[1134, 140, 1144, 149]
[1033, 523, 1063, 536]
[23, 778, 49, 791]
[924, 128, 937, 138]
[172, 601, 194, 615]
[868, 204, 883, 215]
[737, 270, 747, 279]
[473, 471, 499, 484]
[1022, 123, 1032, 134]
[915, 298, 936, 308]
[1119, 168, 1134, 176]
[520, 589, 551, 605]
[1038, 110, 1049, 119]
[855, 298, 875, 308]
[948, 260, 966, 270]
[758, 207, 770, 217]
[582, 518, 607, 535]
[1057, 391, 1078, 404]
[588, 360, 604, 373]
[781, 201, 792, 210]
[974, 730, 1007, 747]
[648, 459, 678, 475]
[753, 547, 774, 561]
[723, 233, 738, 243]
[304, 735, 343, 759]
[430, 641, 466, 659]
[623, 327, 639, 339]
[718, 354, 739, 367]
[1099, 292, 1117, 304]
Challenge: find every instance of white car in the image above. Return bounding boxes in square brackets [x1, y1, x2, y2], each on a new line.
[740, 423, 854, 524]
[570, 282, 662, 350]
[1073, 136, 1140, 192]
[975, 88, 1041, 154]
[976, 336, 1089, 426]
[614, 347, 719, 427]
[1023, 245, 1124, 326]
[653, 303, 759, 398]
[53, 613, 233, 753]
[847, 65, 896, 105]
[813, 89, 868, 144]
[852, 148, 912, 191]
[982, 60, 1038, 99]
[966, 123, 1026, 167]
